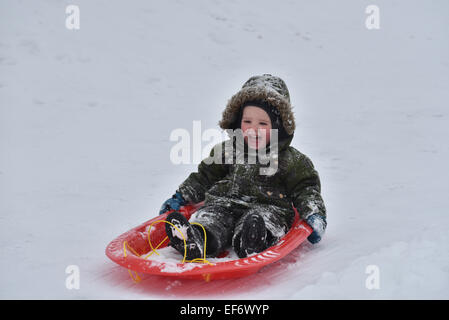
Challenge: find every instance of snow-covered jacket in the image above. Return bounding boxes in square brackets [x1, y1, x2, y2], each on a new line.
[177, 74, 326, 226]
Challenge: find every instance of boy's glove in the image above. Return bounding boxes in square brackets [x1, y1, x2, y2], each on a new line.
[159, 191, 187, 215]
[305, 214, 326, 244]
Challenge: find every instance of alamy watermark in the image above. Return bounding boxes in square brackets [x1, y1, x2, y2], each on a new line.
[65, 5, 80, 30]
[65, 5, 380, 31]
[65, 265, 80, 290]
[365, 5, 380, 30]
[169, 121, 279, 175]
[365, 264, 380, 290]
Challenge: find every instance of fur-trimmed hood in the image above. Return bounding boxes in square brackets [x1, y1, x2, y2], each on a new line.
[219, 74, 296, 136]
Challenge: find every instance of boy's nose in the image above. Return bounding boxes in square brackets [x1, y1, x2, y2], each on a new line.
[245, 127, 267, 137]
[246, 127, 257, 135]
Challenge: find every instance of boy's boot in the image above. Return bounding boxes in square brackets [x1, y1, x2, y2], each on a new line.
[238, 213, 268, 258]
[165, 211, 204, 260]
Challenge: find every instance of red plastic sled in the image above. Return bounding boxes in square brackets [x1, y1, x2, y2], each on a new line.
[105, 202, 312, 281]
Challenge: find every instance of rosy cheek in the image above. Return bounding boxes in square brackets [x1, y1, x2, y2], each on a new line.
[241, 123, 253, 134]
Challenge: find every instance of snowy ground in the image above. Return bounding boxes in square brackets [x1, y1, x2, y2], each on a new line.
[1, 0, 448, 299]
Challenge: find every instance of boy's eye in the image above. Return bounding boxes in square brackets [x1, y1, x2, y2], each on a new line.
[259, 122, 267, 126]
[243, 120, 251, 124]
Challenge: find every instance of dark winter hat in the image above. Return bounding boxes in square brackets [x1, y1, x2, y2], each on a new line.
[219, 74, 296, 136]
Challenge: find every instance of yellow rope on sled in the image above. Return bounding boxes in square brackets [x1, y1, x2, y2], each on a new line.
[189, 222, 213, 266]
[147, 220, 188, 263]
[123, 218, 211, 283]
[123, 241, 142, 283]
[142, 235, 168, 259]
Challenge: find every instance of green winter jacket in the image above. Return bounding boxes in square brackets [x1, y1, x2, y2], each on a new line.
[177, 74, 326, 225]
[178, 134, 326, 222]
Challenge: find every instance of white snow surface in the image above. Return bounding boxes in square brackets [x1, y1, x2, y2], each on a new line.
[1, 0, 448, 299]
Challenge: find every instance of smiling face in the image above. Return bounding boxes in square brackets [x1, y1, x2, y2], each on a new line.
[240, 105, 272, 150]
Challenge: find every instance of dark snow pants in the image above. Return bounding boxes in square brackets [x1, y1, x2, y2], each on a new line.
[189, 200, 295, 257]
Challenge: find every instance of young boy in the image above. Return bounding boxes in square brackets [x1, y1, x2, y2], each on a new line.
[160, 74, 327, 259]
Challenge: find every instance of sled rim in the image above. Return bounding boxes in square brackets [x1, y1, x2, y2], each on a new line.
[105, 203, 312, 280]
